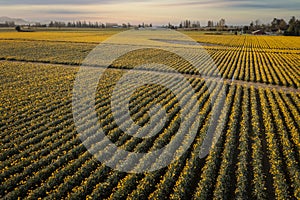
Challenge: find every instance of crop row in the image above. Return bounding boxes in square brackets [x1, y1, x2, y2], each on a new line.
[1, 60, 299, 199]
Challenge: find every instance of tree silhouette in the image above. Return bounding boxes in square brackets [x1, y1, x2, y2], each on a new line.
[15, 26, 21, 32]
[285, 16, 300, 36]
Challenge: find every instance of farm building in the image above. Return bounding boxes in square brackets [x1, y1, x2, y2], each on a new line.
[252, 30, 266, 35]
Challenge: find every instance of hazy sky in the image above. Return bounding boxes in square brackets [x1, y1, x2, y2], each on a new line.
[0, 0, 299, 25]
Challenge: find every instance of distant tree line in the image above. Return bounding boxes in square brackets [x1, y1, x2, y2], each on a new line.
[48, 21, 105, 28]
[178, 20, 201, 29]
[4, 16, 300, 36]
[137, 22, 152, 28]
[174, 16, 300, 36]
[47, 21, 157, 29]
[174, 18, 227, 30]
[242, 16, 299, 35]
[0, 21, 15, 27]
[284, 16, 300, 36]
[48, 21, 134, 28]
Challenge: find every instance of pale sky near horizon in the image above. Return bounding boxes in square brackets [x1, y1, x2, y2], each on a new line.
[0, 0, 299, 25]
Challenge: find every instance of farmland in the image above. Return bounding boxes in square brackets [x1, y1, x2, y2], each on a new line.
[0, 29, 300, 199]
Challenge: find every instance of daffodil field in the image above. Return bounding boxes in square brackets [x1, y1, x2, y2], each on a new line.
[0, 29, 299, 199]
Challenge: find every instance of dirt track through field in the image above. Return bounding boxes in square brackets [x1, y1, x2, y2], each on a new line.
[1, 59, 299, 94]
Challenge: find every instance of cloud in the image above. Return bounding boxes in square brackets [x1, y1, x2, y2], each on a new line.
[227, 0, 300, 10]
[42, 9, 97, 15]
[0, 0, 299, 24]
[0, 0, 144, 5]
[1, 0, 299, 10]
[157, 1, 217, 7]
[155, 0, 300, 10]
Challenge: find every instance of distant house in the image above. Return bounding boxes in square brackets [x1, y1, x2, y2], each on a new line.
[106, 23, 119, 28]
[252, 30, 266, 35]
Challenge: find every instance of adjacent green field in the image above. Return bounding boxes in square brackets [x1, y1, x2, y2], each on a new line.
[0, 30, 299, 199]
